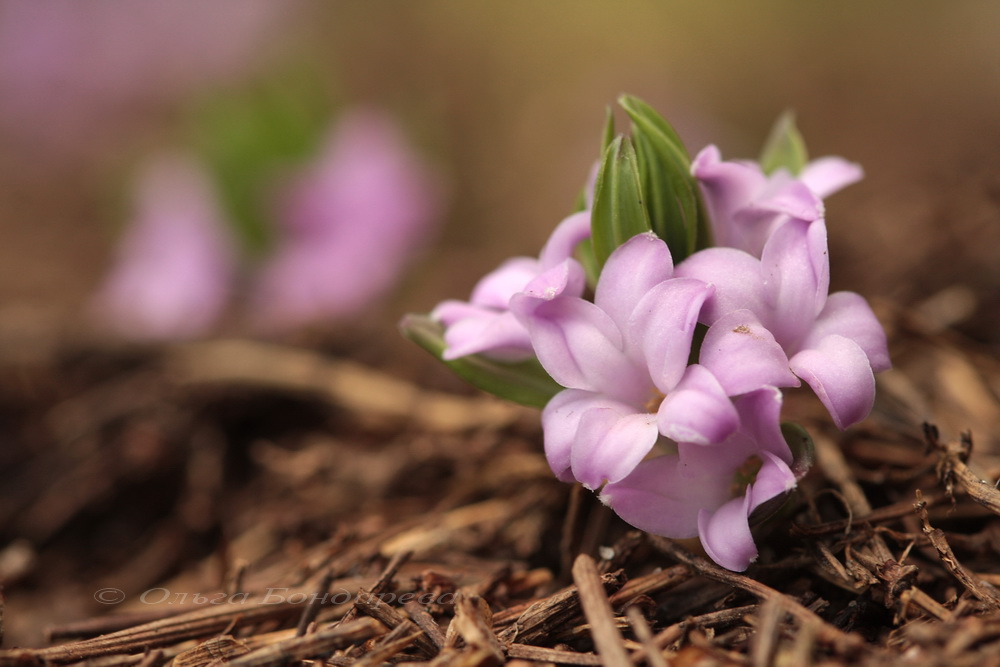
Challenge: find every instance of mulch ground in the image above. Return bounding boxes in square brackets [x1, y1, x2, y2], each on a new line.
[2, 297, 1000, 666]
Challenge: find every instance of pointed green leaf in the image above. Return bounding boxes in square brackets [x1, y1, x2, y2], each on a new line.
[601, 105, 616, 155]
[399, 314, 562, 408]
[590, 135, 652, 267]
[781, 421, 815, 479]
[759, 111, 808, 175]
[618, 95, 710, 260]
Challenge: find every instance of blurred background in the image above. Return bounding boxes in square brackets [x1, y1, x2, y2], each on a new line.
[1, 1, 1000, 356]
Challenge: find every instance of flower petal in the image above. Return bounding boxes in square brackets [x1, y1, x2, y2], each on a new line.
[440, 310, 533, 361]
[675, 248, 765, 326]
[542, 389, 606, 482]
[799, 157, 864, 198]
[594, 231, 675, 331]
[520, 258, 587, 303]
[790, 334, 876, 429]
[628, 278, 714, 394]
[698, 494, 756, 571]
[700, 310, 798, 395]
[657, 364, 738, 445]
[692, 145, 767, 251]
[511, 294, 641, 399]
[760, 218, 830, 347]
[803, 291, 891, 372]
[571, 407, 660, 488]
[733, 387, 790, 463]
[748, 451, 797, 514]
[469, 257, 542, 309]
[539, 210, 592, 268]
[600, 454, 732, 539]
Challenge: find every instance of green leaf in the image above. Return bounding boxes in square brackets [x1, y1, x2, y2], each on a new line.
[618, 95, 710, 259]
[759, 111, 808, 175]
[601, 105, 615, 155]
[399, 314, 562, 408]
[781, 421, 815, 479]
[187, 70, 332, 255]
[590, 135, 652, 267]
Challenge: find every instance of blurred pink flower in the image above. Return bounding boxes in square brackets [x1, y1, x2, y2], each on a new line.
[91, 154, 235, 340]
[250, 108, 443, 331]
[0, 0, 291, 155]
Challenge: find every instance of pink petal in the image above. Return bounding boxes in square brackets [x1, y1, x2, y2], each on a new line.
[542, 389, 604, 482]
[628, 278, 714, 394]
[799, 157, 864, 198]
[760, 218, 829, 347]
[803, 291, 891, 372]
[595, 232, 675, 332]
[656, 364, 738, 445]
[733, 387, 791, 463]
[699, 310, 798, 395]
[539, 210, 592, 268]
[600, 454, 733, 539]
[571, 407, 660, 489]
[469, 257, 542, 309]
[748, 451, 797, 513]
[440, 310, 533, 361]
[698, 494, 756, 571]
[790, 334, 876, 429]
[511, 295, 641, 400]
[675, 248, 765, 326]
[692, 145, 767, 251]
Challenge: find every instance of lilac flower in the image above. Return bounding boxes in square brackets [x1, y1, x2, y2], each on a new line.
[677, 218, 890, 429]
[251, 108, 442, 331]
[511, 233, 798, 489]
[600, 386, 797, 571]
[92, 154, 235, 340]
[693, 145, 863, 257]
[432, 209, 591, 361]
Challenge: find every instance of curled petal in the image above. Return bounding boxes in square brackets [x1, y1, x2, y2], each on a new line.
[542, 389, 605, 482]
[760, 218, 830, 347]
[571, 407, 660, 489]
[657, 365, 738, 445]
[511, 294, 641, 400]
[628, 278, 714, 394]
[539, 210, 592, 268]
[748, 451, 797, 514]
[799, 157, 864, 198]
[520, 258, 586, 303]
[692, 145, 767, 250]
[675, 248, 765, 326]
[469, 257, 541, 309]
[698, 495, 756, 571]
[700, 310, 798, 395]
[790, 334, 875, 429]
[440, 310, 533, 361]
[600, 454, 732, 539]
[804, 291, 891, 372]
[594, 232, 674, 331]
[733, 387, 790, 463]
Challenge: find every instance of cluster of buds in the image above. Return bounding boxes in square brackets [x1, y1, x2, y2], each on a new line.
[403, 97, 889, 570]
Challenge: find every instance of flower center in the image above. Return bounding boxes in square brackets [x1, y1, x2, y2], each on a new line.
[730, 455, 763, 497]
[643, 388, 666, 415]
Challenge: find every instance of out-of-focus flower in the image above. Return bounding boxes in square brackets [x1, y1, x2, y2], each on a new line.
[0, 0, 288, 156]
[692, 145, 862, 257]
[677, 218, 890, 429]
[511, 233, 797, 489]
[91, 154, 235, 340]
[431, 209, 590, 361]
[600, 386, 796, 571]
[250, 108, 443, 331]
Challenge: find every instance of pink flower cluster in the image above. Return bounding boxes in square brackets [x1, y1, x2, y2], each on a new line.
[93, 109, 441, 340]
[432, 147, 888, 571]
